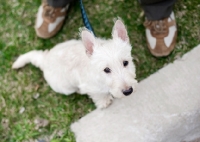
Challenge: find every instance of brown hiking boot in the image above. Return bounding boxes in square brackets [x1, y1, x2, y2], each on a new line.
[144, 12, 177, 57]
[35, 1, 69, 39]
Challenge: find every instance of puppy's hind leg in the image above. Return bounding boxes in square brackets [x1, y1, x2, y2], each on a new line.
[12, 50, 48, 70]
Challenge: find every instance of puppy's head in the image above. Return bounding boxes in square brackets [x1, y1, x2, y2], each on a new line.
[81, 18, 138, 98]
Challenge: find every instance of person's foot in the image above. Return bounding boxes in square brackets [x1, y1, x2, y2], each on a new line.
[144, 12, 177, 57]
[35, 1, 69, 39]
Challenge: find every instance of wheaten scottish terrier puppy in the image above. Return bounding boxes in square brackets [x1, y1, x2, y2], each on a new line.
[12, 19, 137, 109]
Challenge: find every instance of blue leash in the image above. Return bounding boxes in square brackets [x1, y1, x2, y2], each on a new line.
[79, 0, 95, 36]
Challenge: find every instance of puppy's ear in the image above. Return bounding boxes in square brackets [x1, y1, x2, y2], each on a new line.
[81, 30, 96, 56]
[112, 18, 129, 42]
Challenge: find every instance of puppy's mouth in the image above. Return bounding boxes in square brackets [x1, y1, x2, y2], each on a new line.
[109, 93, 115, 99]
[109, 92, 125, 99]
[109, 89, 134, 99]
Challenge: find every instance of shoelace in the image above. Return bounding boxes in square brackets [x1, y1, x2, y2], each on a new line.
[43, 4, 58, 22]
[144, 19, 168, 34]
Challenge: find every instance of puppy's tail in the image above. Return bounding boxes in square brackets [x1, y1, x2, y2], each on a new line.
[12, 50, 48, 70]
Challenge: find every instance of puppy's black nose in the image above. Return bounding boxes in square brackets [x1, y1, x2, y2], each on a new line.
[122, 87, 133, 96]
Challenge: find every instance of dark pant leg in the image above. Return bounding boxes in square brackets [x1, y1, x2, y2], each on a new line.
[47, 0, 73, 7]
[139, 0, 176, 20]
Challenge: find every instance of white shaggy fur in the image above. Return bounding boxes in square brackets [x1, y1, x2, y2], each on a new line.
[12, 19, 137, 109]
[71, 45, 200, 142]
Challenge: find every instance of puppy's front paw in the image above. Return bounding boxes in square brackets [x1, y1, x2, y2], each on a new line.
[95, 95, 113, 109]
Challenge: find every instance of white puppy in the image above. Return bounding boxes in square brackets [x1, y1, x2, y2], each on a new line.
[12, 19, 137, 109]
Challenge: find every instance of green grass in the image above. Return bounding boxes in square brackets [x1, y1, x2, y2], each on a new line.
[0, 0, 200, 141]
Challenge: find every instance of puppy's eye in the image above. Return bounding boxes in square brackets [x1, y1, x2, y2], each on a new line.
[123, 61, 128, 67]
[104, 67, 111, 73]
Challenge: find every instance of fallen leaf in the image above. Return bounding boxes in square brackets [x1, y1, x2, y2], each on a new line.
[19, 107, 25, 114]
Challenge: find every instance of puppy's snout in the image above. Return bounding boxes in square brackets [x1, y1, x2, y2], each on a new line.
[122, 87, 133, 96]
